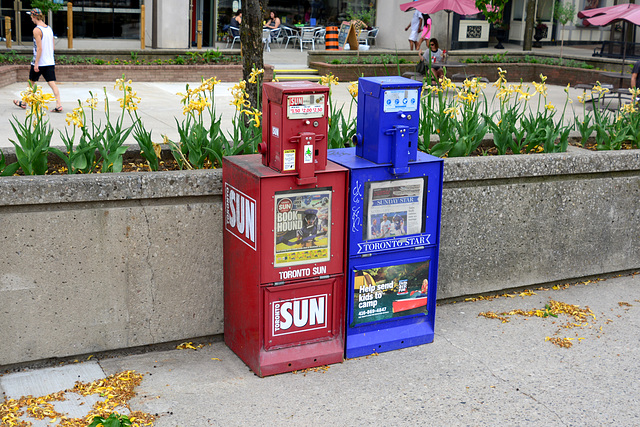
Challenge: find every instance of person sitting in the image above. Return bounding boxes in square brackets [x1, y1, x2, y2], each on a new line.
[230, 11, 241, 37]
[419, 38, 446, 84]
[265, 10, 281, 42]
[265, 11, 281, 30]
[632, 59, 640, 103]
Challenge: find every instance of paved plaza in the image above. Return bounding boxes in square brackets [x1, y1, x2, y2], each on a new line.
[1, 273, 638, 426]
[1, 41, 638, 426]
[0, 42, 609, 150]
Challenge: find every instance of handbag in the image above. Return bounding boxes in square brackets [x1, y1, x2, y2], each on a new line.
[416, 60, 426, 75]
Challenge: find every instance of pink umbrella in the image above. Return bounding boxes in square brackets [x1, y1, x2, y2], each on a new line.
[400, 0, 482, 15]
[578, 3, 640, 73]
[578, 3, 640, 26]
[400, 0, 483, 51]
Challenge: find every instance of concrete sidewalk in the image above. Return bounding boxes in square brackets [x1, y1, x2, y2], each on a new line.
[0, 76, 592, 151]
[1, 272, 638, 426]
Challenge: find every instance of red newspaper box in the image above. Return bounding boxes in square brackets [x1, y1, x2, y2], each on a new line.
[260, 81, 329, 185]
[223, 82, 347, 377]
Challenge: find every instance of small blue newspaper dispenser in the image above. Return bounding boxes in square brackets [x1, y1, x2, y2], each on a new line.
[328, 76, 443, 358]
[355, 76, 421, 174]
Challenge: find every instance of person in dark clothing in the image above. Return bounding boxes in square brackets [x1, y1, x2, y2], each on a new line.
[230, 11, 241, 37]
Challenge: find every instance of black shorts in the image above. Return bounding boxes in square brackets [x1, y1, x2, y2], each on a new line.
[29, 65, 56, 82]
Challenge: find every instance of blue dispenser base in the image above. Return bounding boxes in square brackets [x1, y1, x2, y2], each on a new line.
[346, 318, 434, 359]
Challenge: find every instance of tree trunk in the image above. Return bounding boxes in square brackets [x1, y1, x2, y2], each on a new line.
[241, 0, 264, 111]
[523, 0, 536, 51]
[560, 24, 565, 60]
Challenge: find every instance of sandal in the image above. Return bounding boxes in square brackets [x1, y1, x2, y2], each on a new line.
[13, 99, 26, 109]
[52, 106, 63, 113]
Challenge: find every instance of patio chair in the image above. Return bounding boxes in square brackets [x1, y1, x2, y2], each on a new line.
[300, 27, 319, 51]
[269, 27, 284, 47]
[359, 27, 378, 47]
[283, 26, 300, 49]
[262, 29, 271, 52]
[226, 26, 240, 49]
[314, 27, 326, 46]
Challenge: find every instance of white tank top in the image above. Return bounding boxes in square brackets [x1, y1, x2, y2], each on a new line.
[32, 25, 55, 66]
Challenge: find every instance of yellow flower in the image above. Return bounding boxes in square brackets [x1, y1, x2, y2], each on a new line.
[545, 103, 555, 111]
[423, 83, 441, 96]
[119, 88, 141, 111]
[517, 88, 532, 101]
[577, 94, 585, 104]
[463, 77, 486, 92]
[348, 81, 358, 98]
[496, 87, 511, 102]
[456, 89, 478, 103]
[20, 84, 55, 116]
[248, 67, 265, 84]
[85, 96, 98, 110]
[620, 103, 637, 114]
[183, 94, 211, 115]
[114, 77, 133, 91]
[591, 81, 609, 95]
[493, 67, 507, 89]
[241, 108, 262, 128]
[320, 73, 339, 87]
[229, 80, 250, 111]
[532, 80, 548, 98]
[65, 106, 85, 128]
[443, 106, 459, 118]
[199, 76, 221, 92]
[440, 76, 456, 91]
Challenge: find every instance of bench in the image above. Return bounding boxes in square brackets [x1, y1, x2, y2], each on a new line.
[451, 73, 489, 83]
[593, 40, 640, 60]
[582, 86, 632, 111]
[402, 71, 425, 81]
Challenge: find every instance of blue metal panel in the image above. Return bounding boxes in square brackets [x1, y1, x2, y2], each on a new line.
[354, 77, 422, 168]
[344, 248, 439, 358]
[328, 147, 444, 358]
[328, 148, 443, 258]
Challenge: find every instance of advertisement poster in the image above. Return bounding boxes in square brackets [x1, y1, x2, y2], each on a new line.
[287, 94, 325, 120]
[365, 178, 426, 241]
[352, 260, 430, 325]
[274, 189, 332, 267]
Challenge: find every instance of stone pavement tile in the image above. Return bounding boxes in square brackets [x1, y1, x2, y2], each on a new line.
[0, 361, 105, 399]
[95, 274, 639, 426]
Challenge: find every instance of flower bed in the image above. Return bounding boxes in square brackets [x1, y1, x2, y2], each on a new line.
[0, 63, 274, 87]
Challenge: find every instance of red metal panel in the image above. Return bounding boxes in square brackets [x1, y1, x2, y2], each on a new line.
[223, 154, 348, 377]
[223, 157, 262, 369]
[263, 278, 337, 350]
[259, 160, 347, 286]
[257, 275, 344, 376]
[261, 82, 329, 176]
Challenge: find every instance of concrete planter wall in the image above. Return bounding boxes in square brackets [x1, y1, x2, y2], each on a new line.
[1, 148, 639, 366]
[308, 59, 629, 89]
[309, 61, 417, 82]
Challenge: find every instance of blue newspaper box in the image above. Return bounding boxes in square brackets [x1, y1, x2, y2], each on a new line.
[328, 76, 443, 359]
[354, 76, 422, 175]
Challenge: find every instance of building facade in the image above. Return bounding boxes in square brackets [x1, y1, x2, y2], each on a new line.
[1, 0, 634, 51]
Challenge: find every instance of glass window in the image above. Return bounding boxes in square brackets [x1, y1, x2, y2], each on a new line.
[537, 0, 554, 21]
[513, 0, 525, 21]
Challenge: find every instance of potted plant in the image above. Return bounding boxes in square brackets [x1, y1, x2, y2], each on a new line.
[533, 21, 548, 47]
[475, 0, 509, 49]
